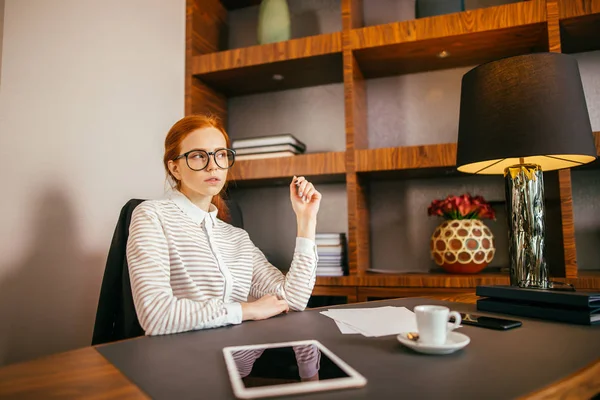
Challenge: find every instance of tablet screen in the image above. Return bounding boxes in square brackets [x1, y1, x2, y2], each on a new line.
[223, 340, 366, 398]
[232, 344, 349, 388]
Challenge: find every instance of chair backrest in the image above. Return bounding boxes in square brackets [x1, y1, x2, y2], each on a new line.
[92, 197, 244, 345]
[227, 198, 244, 230]
[92, 199, 145, 345]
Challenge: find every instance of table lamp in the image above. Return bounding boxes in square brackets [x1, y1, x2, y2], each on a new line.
[456, 53, 597, 289]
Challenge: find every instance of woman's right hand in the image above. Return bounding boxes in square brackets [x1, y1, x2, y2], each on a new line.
[241, 294, 289, 321]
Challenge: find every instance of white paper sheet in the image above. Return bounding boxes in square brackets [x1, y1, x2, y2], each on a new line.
[333, 320, 360, 334]
[321, 306, 419, 337]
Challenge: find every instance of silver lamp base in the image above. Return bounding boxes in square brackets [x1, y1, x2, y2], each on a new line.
[504, 163, 549, 289]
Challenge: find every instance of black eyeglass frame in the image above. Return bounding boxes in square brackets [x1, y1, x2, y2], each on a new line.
[173, 148, 236, 171]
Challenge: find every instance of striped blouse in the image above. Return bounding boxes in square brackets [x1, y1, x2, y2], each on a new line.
[126, 190, 318, 336]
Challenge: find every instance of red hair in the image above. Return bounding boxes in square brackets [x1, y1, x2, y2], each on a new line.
[164, 114, 231, 222]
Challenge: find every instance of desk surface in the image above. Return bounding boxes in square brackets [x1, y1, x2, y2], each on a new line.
[0, 294, 598, 400]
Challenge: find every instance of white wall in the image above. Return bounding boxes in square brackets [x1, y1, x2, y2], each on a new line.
[0, 0, 184, 366]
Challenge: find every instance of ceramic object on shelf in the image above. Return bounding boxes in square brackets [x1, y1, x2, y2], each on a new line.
[430, 219, 495, 274]
[257, 0, 291, 45]
[416, 0, 465, 18]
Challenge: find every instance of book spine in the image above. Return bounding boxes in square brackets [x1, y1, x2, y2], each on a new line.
[475, 286, 590, 308]
[476, 300, 593, 325]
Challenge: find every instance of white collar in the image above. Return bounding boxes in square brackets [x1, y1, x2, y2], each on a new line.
[167, 190, 218, 226]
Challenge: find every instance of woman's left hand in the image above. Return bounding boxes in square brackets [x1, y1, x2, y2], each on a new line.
[290, 176, 322, 222]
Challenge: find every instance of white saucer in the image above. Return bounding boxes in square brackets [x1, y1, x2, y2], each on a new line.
[397, 331, 470, 355]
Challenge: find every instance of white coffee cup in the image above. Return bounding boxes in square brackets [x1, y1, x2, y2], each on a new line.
[414, 305, 462, 346]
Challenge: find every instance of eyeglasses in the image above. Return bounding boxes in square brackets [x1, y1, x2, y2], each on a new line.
[173, 148, 236, 171]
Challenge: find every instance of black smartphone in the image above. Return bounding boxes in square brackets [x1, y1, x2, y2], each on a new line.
[454, 313, 522, 330]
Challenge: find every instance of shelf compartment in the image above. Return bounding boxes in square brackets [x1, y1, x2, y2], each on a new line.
[578, 131, 600, 170]
[192, 33, 343, 96]
[559, 0, 600, 53]
[220, 0, 261, 10]
[228, 151, 346, 187]
[349, 1, 548, 78]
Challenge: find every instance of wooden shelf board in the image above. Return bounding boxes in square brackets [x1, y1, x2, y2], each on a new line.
[315, 271, 600, 290]
[559, 0, 600, 53]
[350, 1, 547, 78]
[315, 269, 600, 289]
[543, 271, 600, 290]
[355, 143, 457, 174]
[316, 272, 510, 288]
[228, 151, 346, 187]
[355, 132, 599, 177]
[354, 287, 477, 303]
[192, 33, 343, 96]
[220, 0, 261, 10]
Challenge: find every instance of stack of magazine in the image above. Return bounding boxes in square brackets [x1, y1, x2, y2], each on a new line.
[315, 233, 346, 277]
[232, 134, 306, 161]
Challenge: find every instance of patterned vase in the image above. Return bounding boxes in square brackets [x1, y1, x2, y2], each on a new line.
[430, 219, 495, 274]
[257, 0, 291, 45]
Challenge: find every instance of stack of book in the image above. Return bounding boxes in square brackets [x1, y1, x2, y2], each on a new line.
[232, 134, 306, 161]
[315, 233, 346, 277]
[476, 285, 600, 325]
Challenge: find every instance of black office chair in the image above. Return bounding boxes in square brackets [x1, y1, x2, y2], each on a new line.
[91, 198, 243, 345]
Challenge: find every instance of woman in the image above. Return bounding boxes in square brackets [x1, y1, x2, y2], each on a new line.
[126, 115, 321, 336]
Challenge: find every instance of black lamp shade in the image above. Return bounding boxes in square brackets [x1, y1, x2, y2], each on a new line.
[457, 53, 596, 174]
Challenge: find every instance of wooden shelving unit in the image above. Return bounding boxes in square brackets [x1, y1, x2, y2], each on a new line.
[187, 0, 600, 302]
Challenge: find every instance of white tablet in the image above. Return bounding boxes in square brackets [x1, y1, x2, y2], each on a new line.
[222, 339, 367, 399]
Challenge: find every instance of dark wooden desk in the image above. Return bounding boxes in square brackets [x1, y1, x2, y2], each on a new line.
[0, 294, 598, 399]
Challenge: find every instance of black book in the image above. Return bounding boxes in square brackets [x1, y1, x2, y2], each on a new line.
[476, 285, 600, 309]
[477, 298, 600, 326]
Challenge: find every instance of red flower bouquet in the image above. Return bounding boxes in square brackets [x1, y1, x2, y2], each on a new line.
[427, 194, 495, 221]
